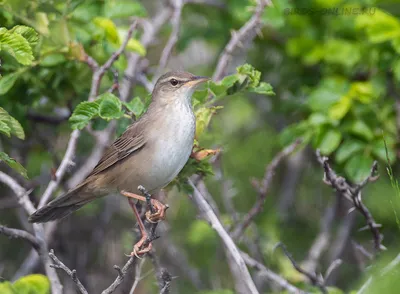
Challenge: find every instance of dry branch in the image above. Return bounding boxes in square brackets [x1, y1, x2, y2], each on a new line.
[316, 150, 383, 252]
[232, 139, 301, 239]
[188, 179, 260, 294]
[213, 0, 271, 81]
[276, 243, 327, 294]
[49, 250, 88, 294]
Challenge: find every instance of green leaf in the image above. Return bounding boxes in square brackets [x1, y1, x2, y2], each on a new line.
[0, 152, 28, 178]
[69, 100, 101, 130]
[318, 129, 342, 155]
[13, 274, 50, 294]
[0, 120, 11, 137]
[249, 82, 275, 95]
[309, 113, 329, 126]
[0, 281, 14, 294]
[0, 107, 25, 139]
[124, 97, 145, 117]
[126, 38, 146, 56]
[328, 95, 352, 120]
[40, 53, 66, 67]
[280, 121, 311, 146]
[324, 39, 361, 67]
[0, 28, 34, 65]
[356, 9, 400, 43]
[335, 139, 364, 164]
[236, 64, 261, 87]
[308, 77, 349, 112]
[344, 153, 374, 183]
[220, 74, 239, 88]
[195, 106, 222, 137]
[349, 120, 374, 141]
[93, 17, 120, 45]
[9, 25, 39, 47]
[0, 72, 21, 95]
[98, 93, 124, 120]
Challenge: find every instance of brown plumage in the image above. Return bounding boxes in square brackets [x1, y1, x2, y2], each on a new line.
[29, 71, 208, 223]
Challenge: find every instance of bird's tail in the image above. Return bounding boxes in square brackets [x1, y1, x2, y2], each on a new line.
[28, 185, 94, 223]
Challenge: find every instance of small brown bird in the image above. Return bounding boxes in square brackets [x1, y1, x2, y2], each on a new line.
[29, 71, 209, 255]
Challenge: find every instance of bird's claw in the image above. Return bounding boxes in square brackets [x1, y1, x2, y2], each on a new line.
[129, 241, 152, 258]
[145, 201, 168, 223]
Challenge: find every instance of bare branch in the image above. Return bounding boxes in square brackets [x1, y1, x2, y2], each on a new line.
[188, 179, 259, 294]
[213, 0, 271, 81]
[101, 256, 138, 294]
[232, 139, 301, 239]
[0, 171, 35, 214]
[276, 243, 327, 294]
[49, 250, 88, 294]
[129, 258, 146, 294]
[89, 20, 138, 101]
[153, 0, 184, 83]
[0, 225, 40, 251]
[39, 130, 80, 207]
[316, 150, 383, 252]
[241, 251, 307, 294]
[120, 9, 172, 102]
[302, 196, 339, 273]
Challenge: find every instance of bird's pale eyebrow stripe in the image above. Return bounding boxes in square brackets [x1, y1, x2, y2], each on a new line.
[161, 76, 190, 84]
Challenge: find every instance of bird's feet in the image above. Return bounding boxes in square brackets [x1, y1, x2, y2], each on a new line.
[145, 199, 169, 223]
[130, 234, 153, 258]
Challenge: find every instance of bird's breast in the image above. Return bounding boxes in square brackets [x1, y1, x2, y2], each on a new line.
[149, 103, 195, 190]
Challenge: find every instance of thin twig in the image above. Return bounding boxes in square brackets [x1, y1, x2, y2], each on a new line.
[316, 150, 383, 252]
[89, 20, 138, 101]
[101, 257, 138, 294]
[212, 0, 271, 81]
[152, 0, 184, 83]
[129, 258, 146, 294]
[0, 225, 40, 251]
[49, 250, 88, 294]
[188, 179, 259, 294]
[39, 130, 80, 207]
[120, 9, 172, 102]
[241, 251, 307, 294]
[276, 243, 327, 294]
[232, 139, 301, 239]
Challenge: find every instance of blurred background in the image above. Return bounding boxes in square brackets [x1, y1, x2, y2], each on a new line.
[1, 0, 400, 293]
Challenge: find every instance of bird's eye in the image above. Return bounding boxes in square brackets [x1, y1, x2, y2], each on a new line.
[170, 79, 179, 86]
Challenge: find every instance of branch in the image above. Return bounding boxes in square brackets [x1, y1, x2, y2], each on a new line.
[0, 225, 40, 251]
[49, 250, 88, 294]
[39, 130, 80, 207]
[0, 171, 35, 215]
[101, 256, 138, 294]
[232, 139, 301, 239]
[212, 0, 271, 81]
[120, 9, 172, 102]
[152, 0, 184, 83]
[316, 150, 383, 252]
[89, 20, 138, 101]
[276, 243, 327, 294]
[241, 251, 307, 294]
[188, 179, 259, 294]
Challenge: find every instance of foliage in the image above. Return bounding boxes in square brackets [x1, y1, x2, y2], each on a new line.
[0, 274, 50, 294]
[1, 0, 400, 293]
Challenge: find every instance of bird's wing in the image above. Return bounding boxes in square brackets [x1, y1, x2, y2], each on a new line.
[86, 123, 146, 178]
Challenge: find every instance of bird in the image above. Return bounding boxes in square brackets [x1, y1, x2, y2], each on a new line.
[29, 70, 209, 255]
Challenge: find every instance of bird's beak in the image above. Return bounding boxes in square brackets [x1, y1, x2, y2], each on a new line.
[185, 76, 210, 88]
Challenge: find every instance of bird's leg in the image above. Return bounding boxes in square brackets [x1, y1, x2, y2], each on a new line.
[127, 198, 152, 257]
[121, 189, 168, 223]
